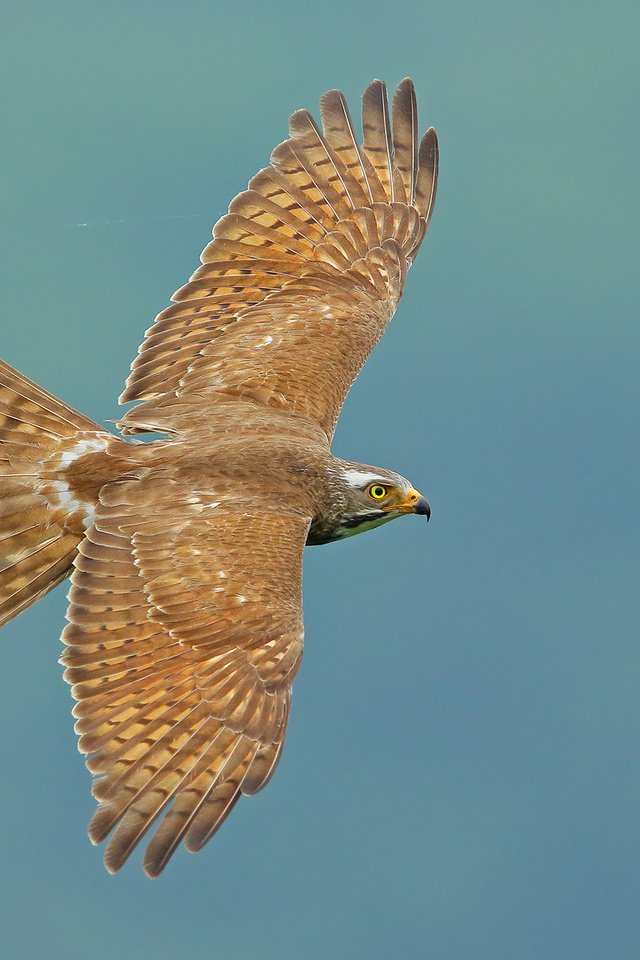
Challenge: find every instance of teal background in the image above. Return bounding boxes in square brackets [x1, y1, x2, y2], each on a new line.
[1, 1, 638, 957]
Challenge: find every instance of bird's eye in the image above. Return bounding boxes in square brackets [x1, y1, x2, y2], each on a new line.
[367, 483, 389, 500]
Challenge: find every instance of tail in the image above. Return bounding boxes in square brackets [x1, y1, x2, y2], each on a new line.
[0, 360, 110, 627]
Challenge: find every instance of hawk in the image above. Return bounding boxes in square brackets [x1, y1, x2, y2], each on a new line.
[0, 78, 438, 876]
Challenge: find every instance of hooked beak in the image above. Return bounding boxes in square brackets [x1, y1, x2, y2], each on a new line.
[414, 496, 431, 520]
[384, 488, 431, 521]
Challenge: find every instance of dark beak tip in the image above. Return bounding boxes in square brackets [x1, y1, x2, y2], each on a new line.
[415, 497, 431, 520]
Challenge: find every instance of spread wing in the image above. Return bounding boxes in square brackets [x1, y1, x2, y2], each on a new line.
[119, 79, 438, 440]
[61, 476, 310, 876]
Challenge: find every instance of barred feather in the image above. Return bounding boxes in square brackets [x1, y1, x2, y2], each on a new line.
[320, 89, 374, 202]
[393, 78, 419, 205]
[62, 484, 308, 876]
[120, 79, 439, 435]
[361, 79, 395, 202]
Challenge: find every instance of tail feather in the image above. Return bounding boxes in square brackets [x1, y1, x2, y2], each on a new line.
[0, 360, 109, 627]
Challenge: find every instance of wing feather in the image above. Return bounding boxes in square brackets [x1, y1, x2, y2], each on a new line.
[415, 127, 439, 223]
[392, 78, 419, 205]
[62, 479, 309, 876]
[361, 80, 395, 202]
[119, 79, 438, 439]
[320, 89, 374, 203]
[288, 108, 365, 210]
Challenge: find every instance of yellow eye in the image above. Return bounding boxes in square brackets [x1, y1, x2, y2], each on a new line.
[367, 483, 389, 501]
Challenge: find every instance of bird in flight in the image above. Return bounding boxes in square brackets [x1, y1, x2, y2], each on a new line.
[0, 78, 438, 876]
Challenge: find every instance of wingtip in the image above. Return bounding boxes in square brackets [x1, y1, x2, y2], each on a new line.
[288, 107, 318, 139]
[422, 127, 439, 165]
[362, 77, 387, 101]
[416, 127, 439, 221]
[320, 86, 343, 99]
[142, 860, 162, 880]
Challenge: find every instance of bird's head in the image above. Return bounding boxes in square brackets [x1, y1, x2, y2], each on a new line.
[307, 462, 431, 545]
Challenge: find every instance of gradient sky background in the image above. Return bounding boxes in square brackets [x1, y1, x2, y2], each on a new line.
[1, 2, 638, 958]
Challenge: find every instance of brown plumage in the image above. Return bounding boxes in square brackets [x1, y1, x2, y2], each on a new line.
[0, 78, 438, 876]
